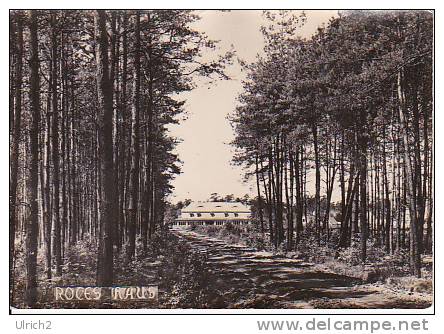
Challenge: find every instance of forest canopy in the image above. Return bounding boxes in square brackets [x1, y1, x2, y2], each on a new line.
[230, 10, 433, 276]
[9, 9, 232, 307]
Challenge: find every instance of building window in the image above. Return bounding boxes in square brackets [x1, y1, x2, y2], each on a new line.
[190, 213, 194, 217]
[234, 213, 239, 217]
[197, 213, 202, 217]
[225, 213, 229, 217]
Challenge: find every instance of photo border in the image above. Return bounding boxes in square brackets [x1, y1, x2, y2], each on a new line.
[8, 7, 435, 316]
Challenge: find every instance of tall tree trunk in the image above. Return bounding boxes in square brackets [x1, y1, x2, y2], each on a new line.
[255, 151, 264, 235]
[44, 98, 52, 279]
[128, 11, 141, 260]
[382, 125, 391, 253]
[10, 13, 23, 305]
[339, 132, 347, 247]
[25, 10, 40, 306]
[294, 146, 303, 245]
[339, 161, 356, 248]
[312, 123, 321, 246]
[118, 13, 128, 251]
[145, 14, 154, 244]
[260, 158, 273, 244]
[95, 10, 115, 286]
[284, 149, 293, 250]
[359, 110, 368, 263]
[266, 148, 274, 245]
[397, 70, 421, 277]
[323, 135, 337, 240]
[359, 147, 368, 263]
[50, 14, 63, 276]
[425, 141, 433, 253]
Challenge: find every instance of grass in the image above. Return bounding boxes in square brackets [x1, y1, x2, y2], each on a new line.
[190, 223, 433, 296]
[12, 228, 212, 309]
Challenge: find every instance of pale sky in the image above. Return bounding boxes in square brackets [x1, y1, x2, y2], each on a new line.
[168, 10, 338, 202]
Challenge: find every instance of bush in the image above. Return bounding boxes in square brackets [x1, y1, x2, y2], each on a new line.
[160, 235, 213, 308]
[193, 223, 269, 250]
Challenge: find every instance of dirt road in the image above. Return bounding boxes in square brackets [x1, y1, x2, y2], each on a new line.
[171, 227, 432, 309]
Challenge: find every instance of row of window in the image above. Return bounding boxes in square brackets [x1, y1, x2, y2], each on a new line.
[188, 212, 239, 217]
[172, 220, 249, 226]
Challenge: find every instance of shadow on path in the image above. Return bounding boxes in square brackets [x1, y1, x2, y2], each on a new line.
[172, 228, 432, 309]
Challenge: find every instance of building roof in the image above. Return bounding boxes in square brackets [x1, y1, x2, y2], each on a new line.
[181, 201, 250, 213]
[175, 216, 249, 222]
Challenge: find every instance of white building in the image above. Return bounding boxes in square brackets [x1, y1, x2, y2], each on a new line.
[172, 201, 251, 227]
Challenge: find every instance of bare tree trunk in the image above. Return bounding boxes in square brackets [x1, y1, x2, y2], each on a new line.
[118, 13, 128, 250]
[425, 142, 433, 253]
[397, 70, 421, 277]
[95, 10, 115, 286]
[10, 13, 23, 304]
[422, 96, 431, 253]
[284, 148, 293, 250]
[50, 14, 63, 276]
[255, 151, 264, 235]
[42, 78, 53, 279]
[312, 124, 321, 246]
[382, 125, 391, 253]
[323, 135, 337, 240]
[339, 132, 347, 247]
[145, 13, 154, 244]
[359, 148, 368, 263]
[359, 110, 368, 263]
[294, 146, 303, 245]
[25, 10, 40, 306]
[266, 149, 274, 245]
[128, 11, 141, 260]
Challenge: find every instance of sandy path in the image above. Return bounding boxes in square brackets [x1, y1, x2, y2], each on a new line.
[171, 227, 432, 309]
